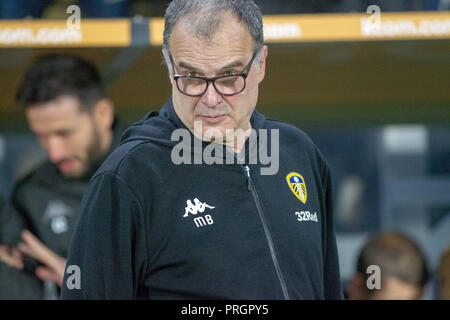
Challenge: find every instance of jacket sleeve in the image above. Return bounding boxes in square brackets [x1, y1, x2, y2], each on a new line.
[59, 172, 148, 300]
[322, 163, 344, 300]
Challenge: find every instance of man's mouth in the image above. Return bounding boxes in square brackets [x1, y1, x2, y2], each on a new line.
[57, 158, 79, 173]
[199, 115, 227, 123]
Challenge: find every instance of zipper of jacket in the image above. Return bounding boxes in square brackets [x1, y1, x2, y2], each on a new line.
[242, 165, 290, 300]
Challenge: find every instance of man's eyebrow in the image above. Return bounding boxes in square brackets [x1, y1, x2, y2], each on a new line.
[218, 61, 246, 73]
[176, 60, 246, 73]
[177, 60, 201, 72]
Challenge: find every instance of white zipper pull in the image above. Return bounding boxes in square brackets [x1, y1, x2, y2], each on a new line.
[244, 166, 251, 191]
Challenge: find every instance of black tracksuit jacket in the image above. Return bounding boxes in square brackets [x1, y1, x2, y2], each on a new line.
[60, 99, 342, 300]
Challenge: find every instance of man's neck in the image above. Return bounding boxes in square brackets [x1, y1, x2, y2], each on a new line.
[101, 128, 114, 156]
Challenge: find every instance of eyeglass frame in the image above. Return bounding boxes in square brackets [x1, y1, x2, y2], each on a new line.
[169, 51, 257, 97]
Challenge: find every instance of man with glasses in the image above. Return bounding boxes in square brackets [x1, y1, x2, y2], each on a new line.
[61, 0, 342, 300]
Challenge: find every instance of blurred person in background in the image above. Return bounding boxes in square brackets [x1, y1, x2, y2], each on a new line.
[436, 245, 450, 299]
[0, 54, 126, 299]
[347, 232, 429, 300]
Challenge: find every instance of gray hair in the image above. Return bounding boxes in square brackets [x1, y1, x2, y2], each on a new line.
[162, 0, 264, 70]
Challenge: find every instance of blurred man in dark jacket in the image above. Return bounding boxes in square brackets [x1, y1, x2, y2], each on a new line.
[0, 54, 126, 299]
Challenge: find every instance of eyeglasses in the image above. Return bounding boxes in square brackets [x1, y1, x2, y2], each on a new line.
[170, 52, 256, 97]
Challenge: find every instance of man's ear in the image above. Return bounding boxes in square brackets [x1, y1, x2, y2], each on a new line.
[92, 98, 114, 131]
[257, 45, 268, 84]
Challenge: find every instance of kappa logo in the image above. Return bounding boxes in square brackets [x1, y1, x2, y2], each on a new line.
[286, 172, 307, 204]
[183, 198, 215, 228]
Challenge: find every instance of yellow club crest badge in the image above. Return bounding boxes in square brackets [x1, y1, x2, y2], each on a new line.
[286, 172, 307, 204]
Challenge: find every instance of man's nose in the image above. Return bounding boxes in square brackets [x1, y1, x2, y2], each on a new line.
[47, 137, 67, 163]
[201, 81, 223, 107]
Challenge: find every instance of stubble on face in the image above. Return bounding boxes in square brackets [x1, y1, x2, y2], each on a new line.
[79, 118, 106, 178]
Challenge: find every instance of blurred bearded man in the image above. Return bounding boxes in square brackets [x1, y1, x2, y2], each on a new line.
[0, 54, 125, 299]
